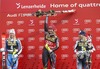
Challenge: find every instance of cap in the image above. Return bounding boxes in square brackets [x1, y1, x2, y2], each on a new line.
[9, 29, 15, 34]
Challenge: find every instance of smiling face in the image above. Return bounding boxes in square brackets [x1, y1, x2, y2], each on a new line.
[9, 33, 15, 39]
[79, 34, 87, 42]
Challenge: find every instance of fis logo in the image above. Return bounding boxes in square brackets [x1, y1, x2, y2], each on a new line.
[16, 3, 21, 9]
[6, 21, 13, 26]
[29, 20, 34, 26]
[73, 19, 79, 25]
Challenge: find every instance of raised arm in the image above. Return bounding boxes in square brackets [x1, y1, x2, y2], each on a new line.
[44, 15, 49, 33]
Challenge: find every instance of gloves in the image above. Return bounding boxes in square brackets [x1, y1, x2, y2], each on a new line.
[88, 50, 93, 53]
[0, 48, 5, 52]
[13, 54, 18, 58]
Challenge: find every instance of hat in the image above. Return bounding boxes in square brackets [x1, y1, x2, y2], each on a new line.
[79, 30, 86, 36]
[9, 29, 15, 34]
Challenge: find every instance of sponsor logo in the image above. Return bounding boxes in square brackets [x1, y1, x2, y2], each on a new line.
[17, 21, 24, 25]
[19, 54, 24, 58]
[28, 37, 35, 42]
[18, 37, 24, 41]
[28, 29, 35, 34]
[73, 28, 80, 33]
[39, 20, 44, 25]
[61, 20, 68, 24]
[28, 54, 35, 59]
[61, 37, 69, 42]
[73, 19, 79, 25]
[61, 28, 69, 33]
[6, 21, 13, 26]
[84, 19, 92, 24]
[96, 45, 100, 50]
[50, 20, 57, 24]
[17, 29, 24, 34]
[73, 37, 78, 41]
[96, 37, 100, 41]
[96, 54, 100, 59]
[84, 28, 92, 32]
[96, 28, 100, 33]
[61, 45, 69, 50]
[16, 3, 46, 9]
[39, 29, 44, 33]
[29, 20, 34, 26]
[39, 37, 44, 42]
[39, 46, 44, 50]
[39, 54, 42, 59]
[28, 46, 35, 50]
[61, 54, 69, 59]
[96, 19, 100, 24]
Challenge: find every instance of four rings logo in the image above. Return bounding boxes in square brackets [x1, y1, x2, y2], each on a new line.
[28, 54, 35, 59]
[39, 37, 44, 42]
[17, 21, 24, 25]
[84, 28, 92, 32]
[61, 20, 68, 24]
[61, 28, 69, 33]
[28, 37, 35, 42]
[84, 19, 92, 24]
[28, 29, 35, 33]
[73, 28, 80, 33]
[96, 19, 100, 24]
[61, 54, 69, 59]
[96, 28, 100, 33]
[61, 37, 69, 42]
[61, 45, 69, 50]
[28, 46, 35, 51]
[17, 29, 24, 34]
[6, 21, 13, 26]
[50, 20, 57, 24]
[39, 20, 44, 25]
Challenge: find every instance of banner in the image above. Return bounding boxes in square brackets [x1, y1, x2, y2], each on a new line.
[0, 0, 100, 69]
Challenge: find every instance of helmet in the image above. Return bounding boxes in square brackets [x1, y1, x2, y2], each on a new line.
[79, 30, 86, 36]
